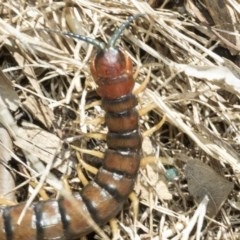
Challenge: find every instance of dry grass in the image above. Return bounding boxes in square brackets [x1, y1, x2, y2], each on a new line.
[0, 0, 240, 239]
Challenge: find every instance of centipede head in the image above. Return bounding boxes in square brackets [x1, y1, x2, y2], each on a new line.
[90, 14, 143, 98]
[55, 14, 143, 98]
[90, 47, 132, 83]
[90, 46, 133, 98]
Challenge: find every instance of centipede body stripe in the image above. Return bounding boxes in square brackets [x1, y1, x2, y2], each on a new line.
[0, 16, 142, 240]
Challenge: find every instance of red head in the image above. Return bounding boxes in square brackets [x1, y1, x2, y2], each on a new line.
[90, 47, 134, 99]
[58, 15, 142, 98]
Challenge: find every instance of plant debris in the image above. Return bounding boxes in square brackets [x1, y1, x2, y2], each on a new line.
[0, 0, 240, 239]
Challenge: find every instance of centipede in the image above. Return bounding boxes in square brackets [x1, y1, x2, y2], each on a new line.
[0, 15, 142, 240]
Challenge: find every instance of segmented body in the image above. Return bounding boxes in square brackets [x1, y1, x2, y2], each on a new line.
[0, 17, 142, 240]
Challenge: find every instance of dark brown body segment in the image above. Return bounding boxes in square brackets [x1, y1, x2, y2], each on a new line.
[0, 47, 141, 240]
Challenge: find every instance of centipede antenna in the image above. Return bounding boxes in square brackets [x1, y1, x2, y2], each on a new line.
[43, 29, 105, 50]
[108, 13, 144, 48]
